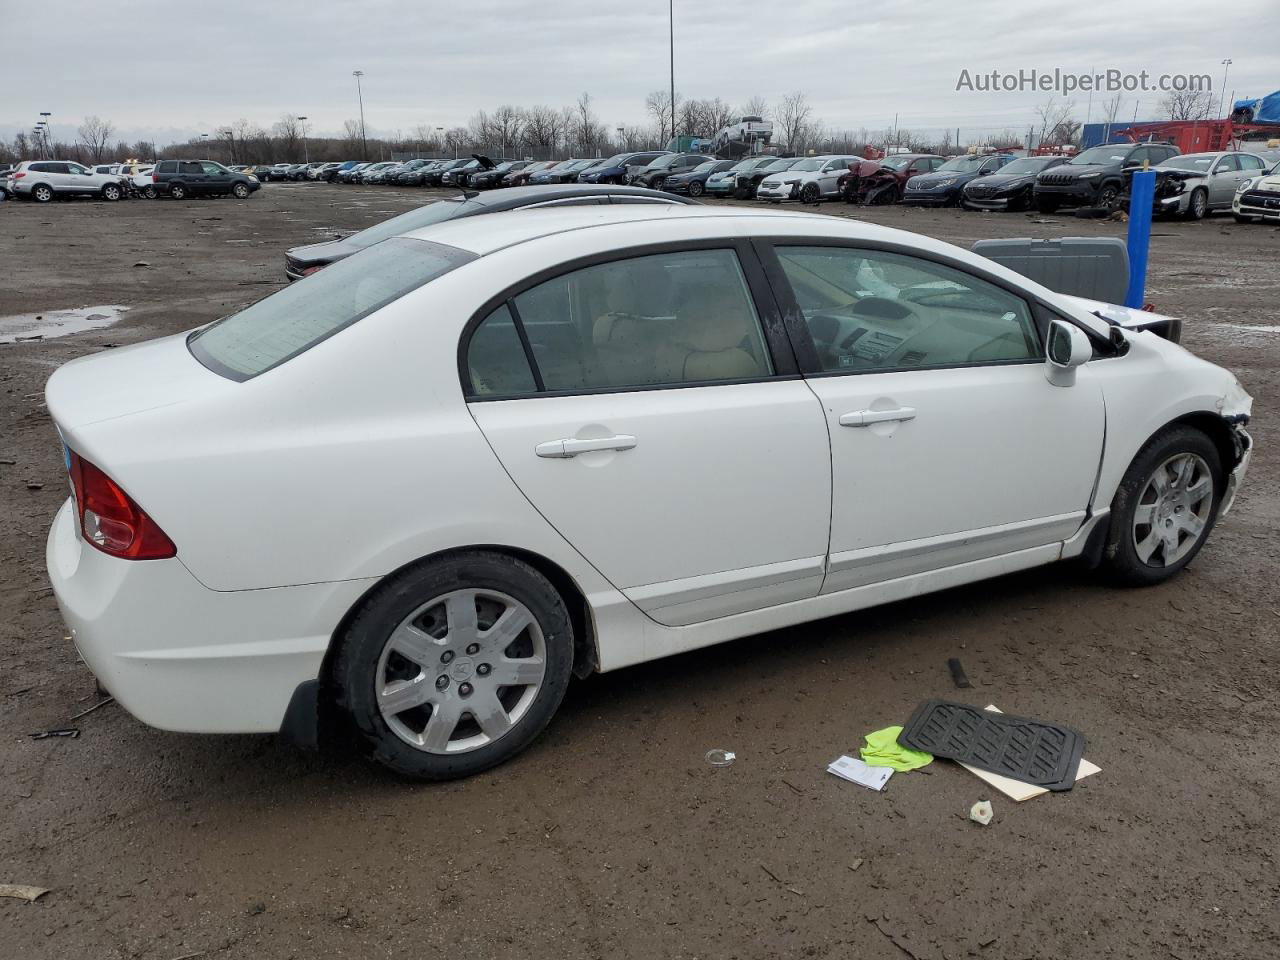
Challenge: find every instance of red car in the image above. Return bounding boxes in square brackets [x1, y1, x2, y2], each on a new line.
[839, 153, 945, 204]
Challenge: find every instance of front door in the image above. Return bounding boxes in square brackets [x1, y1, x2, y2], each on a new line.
[201, 161, 232, 195]
[463, 243, 832, 626]
[764, 242, 1105, 592]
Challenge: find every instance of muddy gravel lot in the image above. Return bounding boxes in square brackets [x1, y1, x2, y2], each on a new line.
[2, 185, 1278, 960]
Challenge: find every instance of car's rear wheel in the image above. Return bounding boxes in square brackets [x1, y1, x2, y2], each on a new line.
[232, 182, 250, 199]
[169, 182, 187, 200]
[332, 551, 575, 780]
[32, 184, 54, 203]
[101, 183, 122, 201]
[143, 185, 157, 199]
[1184, 187, 1208, 220]
[1100, 426, 1222, 586]
[688, 180, 704, 197]
[800, 182, 821, 204]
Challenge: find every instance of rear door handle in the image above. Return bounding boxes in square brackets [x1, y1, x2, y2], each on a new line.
[535, 435, 637, 458]
[839, 407, 916, 427]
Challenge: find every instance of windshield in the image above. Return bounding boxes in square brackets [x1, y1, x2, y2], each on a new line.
[692, 161, 719, 173]
[1160, 155, 1213, 171]
[647, 154, 686, 170]
[881, 157, 913, 170]
[936, 156, 988, 173]
[763, 158, 800, 172]
[996, 158, 1049, 175]
[191, 238, 475, 380]
[791, 159, 824, 172]
[598, 154, 628, 166]
[341, 199, 468, 248]
[568, 159, 596, 170]
[1069, 146, 1129, 165]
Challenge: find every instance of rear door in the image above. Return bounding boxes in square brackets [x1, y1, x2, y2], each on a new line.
[180, 161, 207, 194]
[463, 242, 832, 627]
[761, 241, 1104, 592]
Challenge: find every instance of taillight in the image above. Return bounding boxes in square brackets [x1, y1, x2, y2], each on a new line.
[67, 451, 176, 560]
[302, 265, 324, 276]
[12, 171, 25, 179]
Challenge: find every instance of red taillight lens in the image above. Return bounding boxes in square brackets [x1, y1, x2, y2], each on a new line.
[12, 172, 25, 179]
[302, 265, 324, 276]
[68, 452, 176, 560]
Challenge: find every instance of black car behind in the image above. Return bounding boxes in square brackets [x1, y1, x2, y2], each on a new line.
[961, 155, 1067, 211]
[283, 184, 698, 280]
[1032, 142, 1179, 213]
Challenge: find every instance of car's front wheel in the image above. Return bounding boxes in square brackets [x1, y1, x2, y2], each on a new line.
[332, 551, 575, 780]
[232, 182, 250, 199]
[688, 180, 704, 197]
[800, 182, 821, 204]
[1184, 188, 1208, 220]
[1101, 426, 1222, 586]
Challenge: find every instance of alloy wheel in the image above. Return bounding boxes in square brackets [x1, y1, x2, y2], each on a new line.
[1131, 453, 1213, 567]
[375, 588, 547, 754]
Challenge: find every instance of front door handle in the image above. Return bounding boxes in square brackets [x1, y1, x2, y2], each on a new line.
[535, 435, 637, 458]
[839, 407, 916, 427]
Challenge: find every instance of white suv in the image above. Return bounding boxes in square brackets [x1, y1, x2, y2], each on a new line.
[9, 160, 126, 202]
[756, 155, 859, 203]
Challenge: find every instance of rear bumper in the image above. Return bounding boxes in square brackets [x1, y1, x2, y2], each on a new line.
[46, 499, 374, 734]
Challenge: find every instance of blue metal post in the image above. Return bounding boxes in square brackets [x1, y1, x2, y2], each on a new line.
[1125, 170, 1156, 308]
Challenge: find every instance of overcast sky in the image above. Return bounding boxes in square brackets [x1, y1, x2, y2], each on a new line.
[1, 0, 1273, 146]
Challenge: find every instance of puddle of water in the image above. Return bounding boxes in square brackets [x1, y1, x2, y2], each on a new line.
[0, 305, 129, 345]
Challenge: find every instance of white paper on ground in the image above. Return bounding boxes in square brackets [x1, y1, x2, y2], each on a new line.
[827, 755, 893, 791]
[957, 705, 1101, 802]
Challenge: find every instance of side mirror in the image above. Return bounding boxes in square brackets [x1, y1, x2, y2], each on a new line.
[1045, 319, 1092, 387]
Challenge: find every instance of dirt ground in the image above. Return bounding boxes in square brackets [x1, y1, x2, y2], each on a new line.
[2, 184, 1278, 960]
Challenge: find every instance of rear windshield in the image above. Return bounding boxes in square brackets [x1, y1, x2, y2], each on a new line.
[347, 199, 471, 248]
[189, 238, 475, 380]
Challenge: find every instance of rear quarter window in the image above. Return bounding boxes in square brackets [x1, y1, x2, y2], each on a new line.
[189, 238, 476, 380]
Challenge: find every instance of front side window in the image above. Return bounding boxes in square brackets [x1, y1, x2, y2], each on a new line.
[465, 249, 773, 397]
[191, 238, 475, 380]
[775, 246, 1040, 372]
[201, 161, 224, 175]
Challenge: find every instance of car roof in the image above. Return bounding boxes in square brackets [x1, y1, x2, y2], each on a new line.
[462, 183, 696, 210]
[399, 203, 905, 258]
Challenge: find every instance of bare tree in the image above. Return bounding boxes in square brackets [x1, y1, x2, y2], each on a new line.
[489, 105, 526, 156]
[273, 115, 302, 160]
[77, 116, 115, 162]
[1034, 98, 1075, 146]
[1161, 89, 1214, 121]
[523, 105, 564, 158]
[342, 119, 364, 152]
[645, 89, 676, 141]
[739, 95, 769, 120]
[444, 127, 470, 158]
[775, 92, 815, 152]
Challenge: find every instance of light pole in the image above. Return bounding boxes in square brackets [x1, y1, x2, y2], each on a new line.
[353, 70, 368, 158]
[200, 132, 209, 159]
[40, 112, 52, 157]
[436, 126, 444, 159]
[617, 125, 624, 150]
[668, 0, 676, 147]
[1218, 59, 1232, 119]
[222, 129, 235, 164]
[297, 116, 309, 163]
[34, 124, 45, 159]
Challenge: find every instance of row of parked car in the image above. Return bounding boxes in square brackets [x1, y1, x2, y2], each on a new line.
[0, 158, 262, 202]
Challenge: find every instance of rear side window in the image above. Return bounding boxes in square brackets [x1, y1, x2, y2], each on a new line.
[190, 238, 475, 380]
[157, 161, 177, 173]
[465, 249, 773, 397]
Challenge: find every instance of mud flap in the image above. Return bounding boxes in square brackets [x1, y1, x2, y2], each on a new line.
[279, 679, 321, 752]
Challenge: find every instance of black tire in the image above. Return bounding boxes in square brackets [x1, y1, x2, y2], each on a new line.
[143, 185, 157, 199]
[1184, 188, 1207, 221]
[232, 182, 250, 199]
[1097, 182, 1121, 211]
[32, 183, 54, 203]
[1099, 426, 1223, 587]
[101, 183, 122, 202]
[332, 551, 575, 780]
[800, 182, 821, 204]
[688, 180, 704, 197]
[169, 182, 187, 200]
[1035, 197, 1059, 214]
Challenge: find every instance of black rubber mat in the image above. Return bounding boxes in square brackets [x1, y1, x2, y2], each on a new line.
[897, 700, 1086, 791]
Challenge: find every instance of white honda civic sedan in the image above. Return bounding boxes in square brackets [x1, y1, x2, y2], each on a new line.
[46, 205, 1253, 779]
